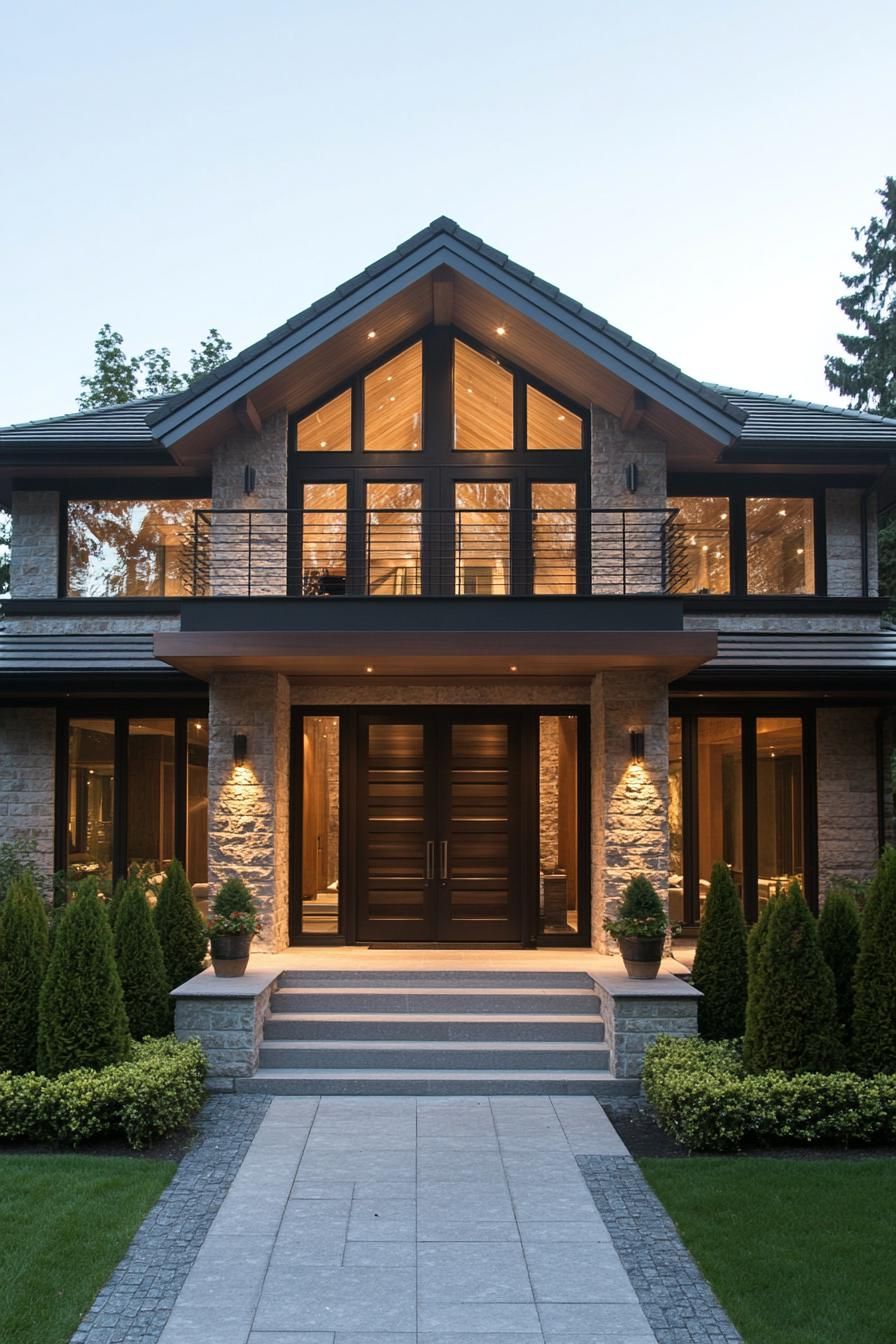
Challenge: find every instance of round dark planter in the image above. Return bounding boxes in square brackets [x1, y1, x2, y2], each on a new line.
[210, 932, 252, 978]
[617, 933, 665, 980]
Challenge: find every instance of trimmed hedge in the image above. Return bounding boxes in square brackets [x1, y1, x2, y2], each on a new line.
[0, 1037, 206, 1150]
[643, 1034, 896, 1152]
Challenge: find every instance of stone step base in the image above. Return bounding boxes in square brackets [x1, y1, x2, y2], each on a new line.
[264, 1011, 605, 1042]
[270, 987, 601, 1015]
[278, 970, 596, 988]
[258, 1039, 611, 1070]
[235, 1068, 638, 1096]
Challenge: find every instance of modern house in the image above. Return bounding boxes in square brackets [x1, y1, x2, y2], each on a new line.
[2, 218, 895, 971]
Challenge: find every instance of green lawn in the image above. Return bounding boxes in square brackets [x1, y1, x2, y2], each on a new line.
[641, 1157, 896, 1344]
[0, 1154, 175, 1344]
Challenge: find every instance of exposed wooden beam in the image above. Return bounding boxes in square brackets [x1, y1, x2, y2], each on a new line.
[432, 268, 454, 326]
[620, 390, 648, 433]
[232, 395, 262, 436]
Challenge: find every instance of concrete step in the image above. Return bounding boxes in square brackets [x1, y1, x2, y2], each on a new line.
[257, 1039, 610, 1071]
[263, 1011, 605, 1042]
[278, 970, 595, 988]
[235, 1068, 638, 1097]
[270, 987, 601, 1015]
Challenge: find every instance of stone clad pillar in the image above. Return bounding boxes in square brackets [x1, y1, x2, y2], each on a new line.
[9, 491, 60, 598]
[209, 411, 288, 596]
[590, 409, 668, 594]
[591, 671, 670, 951]
[208, 672, 290, 951]
[0, 708, 56, 885]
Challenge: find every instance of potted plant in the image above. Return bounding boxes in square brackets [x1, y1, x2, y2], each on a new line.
[208, 877, 261, 977]
[604, 873, 668, 979]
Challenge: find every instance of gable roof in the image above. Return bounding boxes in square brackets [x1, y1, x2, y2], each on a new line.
[707, 385, 896, 446]
[0, 397, 167, 449]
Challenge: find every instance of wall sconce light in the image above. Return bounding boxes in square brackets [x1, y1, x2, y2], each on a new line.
[233, 734, 248, 765]
[629, 729, 645, 762]
[244, 464, 257, 495]
[625, 462, 639, 494]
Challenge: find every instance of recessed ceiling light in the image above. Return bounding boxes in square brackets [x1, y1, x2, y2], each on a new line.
[509, 664, 518, 672]
[496, 325, 507, 336]
[367, 330, 377, 339]
[365, 665, 374, 673]
[558, 414, 566, 421]
[319, 440, 327, 448]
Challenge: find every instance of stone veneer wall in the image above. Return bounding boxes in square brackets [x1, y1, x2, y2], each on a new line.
[9, 491, 60, 599]
[816, 706, 881, 896]
[211, 412, 288, 596]
[208, 672, 291, 950]
[826, 488, 878, 597]
[174, 982, 274, 1087]
[590, 978, 700, 1079]
[591, 409, 667, 595]
[0, 707, 56, 883]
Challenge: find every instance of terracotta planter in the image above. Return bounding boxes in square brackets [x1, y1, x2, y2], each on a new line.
[617, 933, 665, 980]
[210, 933, 251, 977]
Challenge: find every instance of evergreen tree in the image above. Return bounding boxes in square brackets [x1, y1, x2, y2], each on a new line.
[691, 861, 748, 1040]
[744, 888, 778, 1050]
[743, 881, 842, 1075]
[852, 846, 896, 1075]
[153, 859, 207, 991]
[825, 176, 896, 417]
[37, 879, 129, 1075]
[106, 877, 127, 929]
[114, 877, 171, 1039]
[212, 876, 254, 919]
[818, 882, 861, 1042]
[0, 873, 49, 1072]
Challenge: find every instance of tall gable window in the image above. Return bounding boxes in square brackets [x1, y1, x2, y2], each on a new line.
[66, 498, 210, 598]
[364, 343, 422, 451]
[453, 340, 514, 451]
[527, 386, 582, 450]
[296, 387, 351, 452]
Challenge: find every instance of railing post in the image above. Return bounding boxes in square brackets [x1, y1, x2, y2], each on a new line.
[192, 510, 200, 596]
[247, 512, 253, 598]
[622, 510, 627, 596]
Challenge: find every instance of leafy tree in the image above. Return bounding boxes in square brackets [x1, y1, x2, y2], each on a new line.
[37, 879, 130, 1075]
[818, 882, 861, 1042]
[153, 859, 207, 991]
[114, 877, 170, 1039]
[0, 873, 49, 1072]
[691, 861, 748, 1040]
[189, 329, 232, 382]
[852, 846, 896, 1075]
[825, 176, 896, 417]
[78, 325, 232, 409]
[743, 880, 842, 1075]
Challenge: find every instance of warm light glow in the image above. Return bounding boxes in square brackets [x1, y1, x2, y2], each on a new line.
[509, 664, 518, 672]
[365, 665, 374, 673]
[495, 325, 506, 336]
[367, 330, 377, 339]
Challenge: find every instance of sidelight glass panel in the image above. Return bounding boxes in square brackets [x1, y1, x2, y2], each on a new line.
[302, 716, 340, 934]
[448, 722, 512, 924]
[756, 718, 803, 911]
[532, 483, 577, 593]
[365, 722, 427, 923]
[527, 386, 582, 450]
[364, 343, 422, 451]
[668, 718, 684, 925]
[697, 718, 743, 915]
[186, 719, 208, 891]
[667, 497, 730, 594]
[365, 482, 422, 595]
[127, 719, 175, 877]
[455, 481, 510, 594]
[453, 341, 514, 450]
[67, 499, 210, 597]
[301, 482, 347, 595]
[747, 497, 815, 594]
[67, 719, 115, 883]
[538, 715, 579, 934]
[296, 388, 352, 452]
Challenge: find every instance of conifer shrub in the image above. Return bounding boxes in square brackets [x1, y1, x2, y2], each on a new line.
[744, 886, 779, 1048]
[114, 877, 171, 1039]
[0, 873, 49, 1073]
[691, 861, 748, 1040]
[743, 880, 842, 1075]
[818, 881, 861, 1042]
[603, 873, 667, 938]
[852, 846, 896, 1075]
[153, 859, 207, 991]
[106, 877, 127, 929]
[37, 879, 130, 1076]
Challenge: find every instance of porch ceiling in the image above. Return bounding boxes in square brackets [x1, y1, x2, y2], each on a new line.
[153, 628, 717, 680]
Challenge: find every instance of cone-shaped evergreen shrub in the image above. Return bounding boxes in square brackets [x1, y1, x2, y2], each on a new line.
[114, 877, 171, 1039]
[742, 880, 842, 1075]
[212, 876, 253, 918]
[153, 859, 207, 992]
[106, 877, 127, 929]
[0, 873, 49, 1072]
[744, 887, 778, 1048]
[818, 882, 861, 1042]
[604, 874, 667, 938]
[691, 861, 747, 1040]
[852, 846, 896, 1075]
[37, 879, 130, 1076]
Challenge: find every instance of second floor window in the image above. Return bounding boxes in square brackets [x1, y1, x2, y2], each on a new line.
[669, 491, 818, 597]
[66, 498, 210, 598]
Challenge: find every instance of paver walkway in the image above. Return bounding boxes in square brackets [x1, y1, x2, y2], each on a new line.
[157, 1095, 656, 1343]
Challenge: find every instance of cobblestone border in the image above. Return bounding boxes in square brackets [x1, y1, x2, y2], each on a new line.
[577, 1154, 742, 1343]
[71, 1095, 271, 1344]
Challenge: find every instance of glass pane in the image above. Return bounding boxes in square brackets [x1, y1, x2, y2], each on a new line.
[127, 719, 175, 876]
[448, 722, 511, 923]
[454, 341, 514, 450]
[365, 482, 422, 595]
[668, 718, 684, 926]
[186, 719, 208, 893]
[747, 498, 815, 594]
[455, 482, 510, 595]
[697, 718, 743, 916]
[67, 499, 209, 597]
[667, 497, 730, 594]
[296, 388, 352, 452]
[532, 483, 577, 594]
[757, 718, 803, 911]
[527, 386, 582, 450]
[302, 482, 347, 596]
[302, 716, 340, 934]
[539, 715, 579, 934]
[364, 343, 422, 451]
[365, 722, 426, 923]
[67, 719, 115, 885]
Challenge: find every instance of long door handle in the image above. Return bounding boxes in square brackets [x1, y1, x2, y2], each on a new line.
[440, 840, 448, 881]
[425, 840, 434, 881]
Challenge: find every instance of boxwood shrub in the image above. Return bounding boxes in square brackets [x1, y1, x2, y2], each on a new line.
[642, 1034, 896, 1152]
[0, 1036, 206, 1150]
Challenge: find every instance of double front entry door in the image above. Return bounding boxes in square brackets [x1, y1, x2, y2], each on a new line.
[356, 711, 523, 942]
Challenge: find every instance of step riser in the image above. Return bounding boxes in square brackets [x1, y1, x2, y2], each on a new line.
[271, 991, 599, 1015]
[235, 1075, 639, 1097]
[264, 1018, 604, 1043]
[258, 1044, 610, 1070]
[278, 971, 595, 988]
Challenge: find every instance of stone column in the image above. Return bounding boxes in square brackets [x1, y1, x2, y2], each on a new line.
[208, 672, 290, 951]
[816, 706, 881, 897]
[591, 671, 669, 951]
[9, 491, 60, 598]
[209, 411, 289, 596]
[0, 708, 56, 885]
[590, 410, 667, 594]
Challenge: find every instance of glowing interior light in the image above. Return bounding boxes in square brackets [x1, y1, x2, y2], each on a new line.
[496, 325, 507, 336]
[778, 508, 787, 516]
[702, 544, 709, 552]
[796, 547, 804, 555]
[720, 512, 728, 520]
[319, 440, 327, 448]
[367, 330, 376, 339]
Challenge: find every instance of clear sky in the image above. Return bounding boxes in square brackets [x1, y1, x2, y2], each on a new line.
[1, 0, 893, 426]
